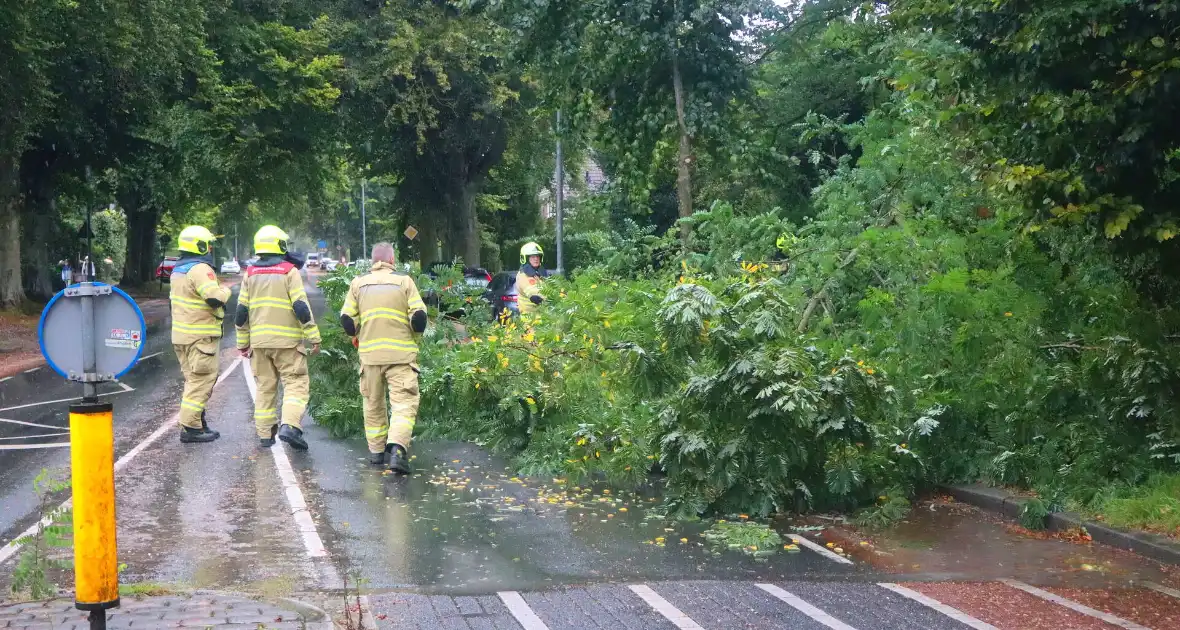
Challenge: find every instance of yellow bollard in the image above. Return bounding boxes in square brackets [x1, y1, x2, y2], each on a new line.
[69, 401, 120, 619]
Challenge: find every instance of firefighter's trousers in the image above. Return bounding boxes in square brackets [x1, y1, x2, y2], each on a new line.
[251, 347, 310, 438]
[174, 339, 220, 429]
[360, 363, 419, 453]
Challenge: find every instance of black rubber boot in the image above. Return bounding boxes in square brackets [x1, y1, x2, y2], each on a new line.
[278, 424, 308, 451]
[368, 451, 386, 466]
[387, 444, 411, 475]
[259, 424, 278, 448]
[180, 425, 220, 444]
[200, 411, 221, 440]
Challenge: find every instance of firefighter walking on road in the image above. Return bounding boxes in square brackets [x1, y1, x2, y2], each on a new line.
[236, 225, 321, 450]
[171, 225, 231, 444]
[339, 242, 428, 474]
[516, 242, 548, 316]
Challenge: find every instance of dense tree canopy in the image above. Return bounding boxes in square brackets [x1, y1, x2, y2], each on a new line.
[6, 0, 1180, 520]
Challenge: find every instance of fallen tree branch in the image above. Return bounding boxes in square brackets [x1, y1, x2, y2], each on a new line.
[797, 243, 864, 333]
[1039, 341, 1104, 351]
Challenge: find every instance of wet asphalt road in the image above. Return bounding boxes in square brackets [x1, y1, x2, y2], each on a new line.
[0, 271, 863, 594]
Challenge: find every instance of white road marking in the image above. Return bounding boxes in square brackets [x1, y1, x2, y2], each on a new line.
[756, 584, 857, 630]
[999, 579, 1150, 630]
[0, 432, 70, 440]
[1145, 581, 1180, 600]
[24, 367, 40, 374]
[0, 383, 135, 413]
[0, 376, 13, 383]
[241, 359, 339, 587]
[0, 442, 70, 450]
[789, 534, 855, 564]
[0, 357, 243, 567]
[0, 417, 67, 430]
[877, 583, 998, 630]
[137, 351, 163, 362]
[628, 584, 705, 630]
[497, 591, 551, 630]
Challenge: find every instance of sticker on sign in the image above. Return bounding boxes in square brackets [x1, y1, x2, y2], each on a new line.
[109, 328, 132, 340]
[105, 339, 140, 350]
[403, 225, 419, 240]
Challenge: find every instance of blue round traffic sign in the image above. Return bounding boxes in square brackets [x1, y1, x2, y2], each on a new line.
[38, 282, 146, 381]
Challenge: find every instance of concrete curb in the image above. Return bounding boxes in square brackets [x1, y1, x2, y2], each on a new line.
[941, 484, 1180, 566]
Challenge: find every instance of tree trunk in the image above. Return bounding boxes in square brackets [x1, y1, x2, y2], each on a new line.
[418, 210, 440, 270]
[439, 204, 458, 265]
[671, 46, 693, 246]
[21, 158, 55, 301]
[0, 155, 23, 309]
[121, 201, 160, 287]
[455, 182, 480, 268]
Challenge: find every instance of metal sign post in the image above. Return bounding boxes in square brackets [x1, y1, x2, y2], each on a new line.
[39, 280, 145, 630]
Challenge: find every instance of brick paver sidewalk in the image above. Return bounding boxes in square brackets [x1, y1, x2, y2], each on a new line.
[0, 591, 331, 629]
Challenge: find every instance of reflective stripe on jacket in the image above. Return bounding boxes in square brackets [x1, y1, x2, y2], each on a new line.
[341, 262, 426, 366]
[170, 262, 230, 344]
[237, 261, 321, 349]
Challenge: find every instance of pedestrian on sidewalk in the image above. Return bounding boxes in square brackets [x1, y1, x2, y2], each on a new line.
[339, 242, 427, 474]
[170, 225, 231, 443]
[236, 225, 321, 450]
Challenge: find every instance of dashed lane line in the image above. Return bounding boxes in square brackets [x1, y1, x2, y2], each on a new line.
[24, 367, 39, 374]
[999, 579, 1151, 630]
[0, 358, 243, 566]
[0, 381, 134, 413]
[756, 584, 858, 630]
[877, 583, 998, 630]
[0, 417, 68, 430]
[241, 359, 340, 588]
[0, 431, 70, 440]
[0, 443, 69, 450]
[628, 584, 706, 630]
[789, 533, 855, 564]
[1145, 581, 1180, 601]
[137, 351, 164, 362]
[0, 376, 13, 383]
[497, 591, 551, 630]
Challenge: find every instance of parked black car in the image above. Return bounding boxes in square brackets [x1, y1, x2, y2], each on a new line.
[485, 271, 521, 320]
[422, 265, 493, 318]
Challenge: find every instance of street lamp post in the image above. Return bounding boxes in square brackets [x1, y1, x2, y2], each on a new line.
[555, 109, 564, 276]
[361, 178, 367, 257]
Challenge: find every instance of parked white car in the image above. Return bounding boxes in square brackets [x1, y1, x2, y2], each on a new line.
[323, 258, 338, 271]
[220, 259, 241, 275]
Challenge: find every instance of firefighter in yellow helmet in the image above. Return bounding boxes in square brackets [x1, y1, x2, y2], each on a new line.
[516, 242, 548, 316]
[339, 242, 428, 474]
[235, 225, 321, 450]
[171, 225, 231, 443]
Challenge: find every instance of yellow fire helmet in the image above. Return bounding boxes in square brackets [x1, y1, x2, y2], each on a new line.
[254, 225, 289, 255]
[178, 225, 216, 255]
[520, 241, 544, 265]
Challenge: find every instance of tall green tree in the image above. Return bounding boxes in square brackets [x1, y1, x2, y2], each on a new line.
[494, 0, 777, 243]
[332, 0, 522, 268]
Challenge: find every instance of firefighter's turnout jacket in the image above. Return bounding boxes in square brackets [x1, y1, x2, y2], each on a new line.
[235, 256, 321, 437]
[340, 261, 427, 452]
[170, 255, 231, 429]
